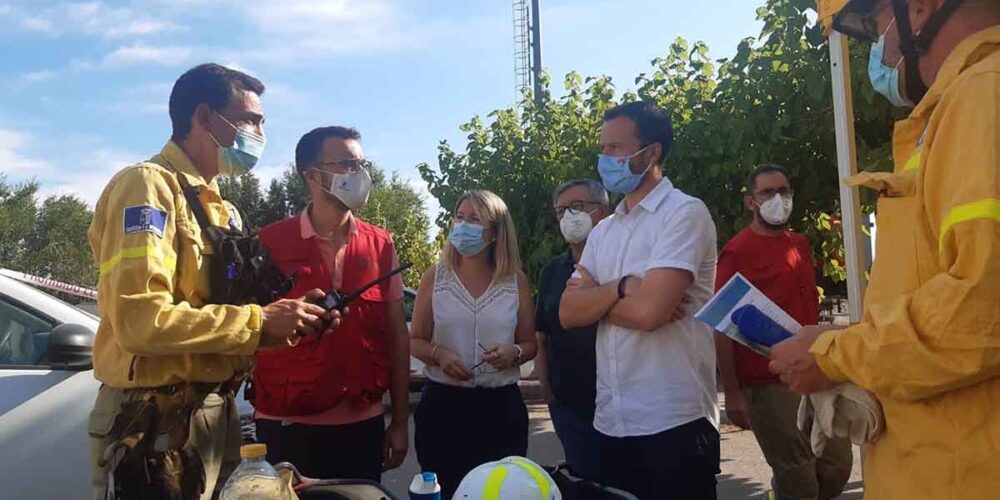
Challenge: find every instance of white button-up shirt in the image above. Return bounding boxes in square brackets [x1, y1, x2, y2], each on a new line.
[578, 178, 719, 437]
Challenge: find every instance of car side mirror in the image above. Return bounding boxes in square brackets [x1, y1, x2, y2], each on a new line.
[49, 323, 95, 370]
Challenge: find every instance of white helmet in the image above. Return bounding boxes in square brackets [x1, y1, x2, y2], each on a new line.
[453, 456, 561, 500]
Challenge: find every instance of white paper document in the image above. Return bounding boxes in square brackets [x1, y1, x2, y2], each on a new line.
[694, 272, 801, 357]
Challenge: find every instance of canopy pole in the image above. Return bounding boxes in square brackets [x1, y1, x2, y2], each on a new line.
[828, 31, 868, 323]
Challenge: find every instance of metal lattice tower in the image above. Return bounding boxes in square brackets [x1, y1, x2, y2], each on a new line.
[512, 0, 531, 97]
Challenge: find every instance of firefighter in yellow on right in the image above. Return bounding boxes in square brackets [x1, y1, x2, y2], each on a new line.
[769, 1, 1000, 498]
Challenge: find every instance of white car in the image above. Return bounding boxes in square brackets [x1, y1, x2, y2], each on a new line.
[0, 273, 102, 498]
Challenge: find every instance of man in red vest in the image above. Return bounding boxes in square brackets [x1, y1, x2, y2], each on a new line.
[252, 126, 409, 481]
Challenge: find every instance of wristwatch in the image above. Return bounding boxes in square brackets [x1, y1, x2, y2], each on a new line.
[617, 276, 630, 299]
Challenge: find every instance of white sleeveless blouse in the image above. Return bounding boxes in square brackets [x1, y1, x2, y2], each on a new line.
[425, 264, 521, 388]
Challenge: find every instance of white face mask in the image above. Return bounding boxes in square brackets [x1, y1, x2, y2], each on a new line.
[319, 168, 373, 210]
[758, 193, 793, 226]
[559, 209, 594, 244]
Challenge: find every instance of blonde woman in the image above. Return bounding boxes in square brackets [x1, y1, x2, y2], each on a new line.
[410, 189, 537, 497]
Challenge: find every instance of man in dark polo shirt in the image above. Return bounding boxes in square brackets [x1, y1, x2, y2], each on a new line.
[715, 164, 852, 500]
[535, 179, 610, 480]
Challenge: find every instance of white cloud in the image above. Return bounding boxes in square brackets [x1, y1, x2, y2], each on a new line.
[4, 70, 57, 89]
[19, 71, 55, 83]
[19, 16, 55, 34]
[3, 1, 184, 39]
[0, 128, 51, 176]
[103, 20, 182, 39]
[0, 126, 140, 207]
[102, 43, 195, 67]
[247, 0, 392, 35]
[35, 147, 137, 206]
[229, 0, 421, 64]
[92, 81, 172, 116]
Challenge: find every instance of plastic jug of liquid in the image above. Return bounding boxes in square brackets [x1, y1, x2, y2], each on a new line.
[219, 443, 291, 500]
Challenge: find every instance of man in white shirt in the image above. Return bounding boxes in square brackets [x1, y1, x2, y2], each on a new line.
[560, 101, 720, 499]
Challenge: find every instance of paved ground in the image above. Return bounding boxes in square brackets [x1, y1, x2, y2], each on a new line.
[380, 383, 864, 499]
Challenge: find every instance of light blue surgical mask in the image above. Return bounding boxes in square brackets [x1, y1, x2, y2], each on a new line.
[210, 111, 266, 175]
[448, 221, 491, 257]
[868, 20, 912, 108]
[597, 144, 653, 194]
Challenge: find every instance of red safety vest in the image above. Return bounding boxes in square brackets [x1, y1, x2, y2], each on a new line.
[252, 215, 393, 416]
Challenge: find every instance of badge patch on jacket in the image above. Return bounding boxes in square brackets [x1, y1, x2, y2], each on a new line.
[123, 205, 168, 238]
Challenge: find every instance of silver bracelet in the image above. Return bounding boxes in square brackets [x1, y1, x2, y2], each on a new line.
[513, 344, 524, 366]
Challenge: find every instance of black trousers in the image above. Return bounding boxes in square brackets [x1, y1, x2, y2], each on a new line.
[254, 414, 385, 482]
[596, 418, 721, 500]
[414, 381, 529, 498]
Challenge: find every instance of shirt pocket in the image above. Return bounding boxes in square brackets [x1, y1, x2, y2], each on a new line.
[87, 386, 126, 439]
[173, 215, 208, 302]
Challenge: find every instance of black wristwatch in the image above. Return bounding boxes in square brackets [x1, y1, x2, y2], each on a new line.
[617, 276, 630, 299]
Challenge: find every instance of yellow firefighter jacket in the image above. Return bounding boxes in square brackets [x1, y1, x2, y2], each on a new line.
[88, 141, 263, 389]
[811, 27, 1000, 499]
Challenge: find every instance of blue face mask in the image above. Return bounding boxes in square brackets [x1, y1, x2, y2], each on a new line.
[211, 111, 266, 175]
[868, 21, 912, 108]
[448, 221, 491, 257]
[597, 144, 653, 194]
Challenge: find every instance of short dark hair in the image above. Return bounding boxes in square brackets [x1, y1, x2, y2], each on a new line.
[552, 179, 609, 207]
[169, 63, 265, 142]
[295, 126, 362, 174]
[746, 163, 790, 192]
[603, 101, 674, 165]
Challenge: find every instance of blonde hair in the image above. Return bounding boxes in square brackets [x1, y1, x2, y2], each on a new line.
[441, 190, 522, 280]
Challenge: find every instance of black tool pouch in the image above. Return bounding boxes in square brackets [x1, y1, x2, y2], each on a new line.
[102, 386, 215, 500]
[177, 177, 291, 306]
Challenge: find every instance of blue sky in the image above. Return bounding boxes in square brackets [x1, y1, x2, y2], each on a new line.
[0, 0, 763, 221]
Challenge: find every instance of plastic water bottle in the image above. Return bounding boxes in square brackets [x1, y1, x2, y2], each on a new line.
[409, 472, 442, 499]
[219, 443, 290, 500]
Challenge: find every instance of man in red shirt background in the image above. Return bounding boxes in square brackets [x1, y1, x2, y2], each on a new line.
[715, 164, 851, 500]
[251, 126, 409, 481]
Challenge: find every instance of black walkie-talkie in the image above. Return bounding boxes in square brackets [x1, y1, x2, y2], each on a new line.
[309, 262, 412, 349]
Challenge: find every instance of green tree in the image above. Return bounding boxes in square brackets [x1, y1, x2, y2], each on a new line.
[282, 167, 309, 216]
[19, 195, 97, 287]
[0, 176, 38, 269]
[419, 0, 899, 292]
[261, 178, 291, 225]
[356, 171, 436, 288]
[218, 172, 265, 230]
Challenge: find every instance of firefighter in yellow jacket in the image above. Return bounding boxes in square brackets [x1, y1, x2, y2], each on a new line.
[770, 1, 1000, 498]
[87, 63, 338, 499]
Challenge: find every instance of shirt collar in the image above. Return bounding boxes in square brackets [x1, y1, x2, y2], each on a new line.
[155, 140, 215, 190]
[912, 25, 1000, 118]
[300, 203, 357, 240]
[614, 177, 675, 216]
